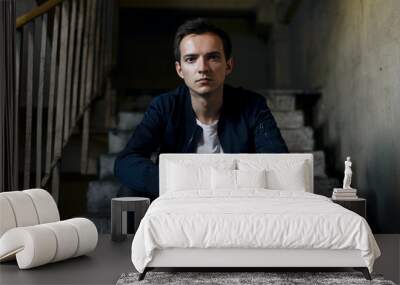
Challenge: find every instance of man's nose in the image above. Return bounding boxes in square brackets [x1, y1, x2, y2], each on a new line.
[197, 57, 209, 73]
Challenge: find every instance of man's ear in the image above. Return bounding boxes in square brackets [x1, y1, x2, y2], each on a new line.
[225, 57, 234, 76]
[175, 61, 184, 79]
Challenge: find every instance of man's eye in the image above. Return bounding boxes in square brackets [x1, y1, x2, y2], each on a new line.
[185, 57, 195, 63]
[209, 54, 220, 61]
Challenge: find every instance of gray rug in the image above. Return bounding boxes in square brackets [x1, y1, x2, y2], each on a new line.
[116, 271, 396, 285]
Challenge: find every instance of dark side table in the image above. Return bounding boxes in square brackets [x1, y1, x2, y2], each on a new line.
[111, 197, 150, 242]
[331, 198, 366, 218]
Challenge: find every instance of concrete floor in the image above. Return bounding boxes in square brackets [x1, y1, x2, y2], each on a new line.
[374, 234, 400, 284]
[0, 235, 134, 285]
[1, 235, 399, 285]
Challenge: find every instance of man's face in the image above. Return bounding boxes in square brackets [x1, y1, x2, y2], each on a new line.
[175, 32, 233, 97]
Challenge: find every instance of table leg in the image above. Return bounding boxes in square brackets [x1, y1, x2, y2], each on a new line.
[111, 201, 125, 241]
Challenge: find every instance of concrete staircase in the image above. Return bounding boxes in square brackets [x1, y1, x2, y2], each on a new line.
[86, 95, 152, 233]
[87, 91, 340, 233]
[259, 90, 340, 198]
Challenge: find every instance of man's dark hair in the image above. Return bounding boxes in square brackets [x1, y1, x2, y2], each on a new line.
[173, 18, 232, 62]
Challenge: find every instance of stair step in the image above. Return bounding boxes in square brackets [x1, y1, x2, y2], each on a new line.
[256, 90, 296, 112]
[281, 127, 314, 152]
[108, 129, 134, 154]
[272, 111, 304, 129]
[99, 154, 117, 179]
[119, 95, 153, 112]
[87, 179, 124, 214]
[117, 111, 144, 131]
[314, 177, 341, 197]
[87, 178, 148, 213]
[266, 94, 295, 112]
[61, 134, 108, 175]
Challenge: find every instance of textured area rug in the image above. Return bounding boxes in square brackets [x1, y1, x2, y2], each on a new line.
[116, 271, 396, 285]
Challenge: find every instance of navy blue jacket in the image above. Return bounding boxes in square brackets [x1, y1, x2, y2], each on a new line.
[114, 84, 288, 198]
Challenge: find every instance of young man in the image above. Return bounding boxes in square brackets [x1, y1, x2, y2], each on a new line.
[115, 18, 288, 199]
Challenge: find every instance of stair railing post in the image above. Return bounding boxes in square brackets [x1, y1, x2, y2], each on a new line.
[43, 5, 60, 188]
[71, 0, 85, 131]
[79, 0, 91, 174]
[22, 22, 34, 189]
[14, 14, 20, 191]
[92, 0, 102, 97]
[35, 13, 48, 187]
[0, 1, 14, 191]
[63, 0, 78, 146]
[80, 0, 97, 174]
[1, 0, 19, 191]
[52, 0, 70, 202]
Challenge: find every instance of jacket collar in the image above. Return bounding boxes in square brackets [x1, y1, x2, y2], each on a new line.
[182, 86, 200, 152]
[181, 84, 234, 153]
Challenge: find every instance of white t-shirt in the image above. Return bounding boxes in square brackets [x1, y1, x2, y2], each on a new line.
[195, 119, 224, 154]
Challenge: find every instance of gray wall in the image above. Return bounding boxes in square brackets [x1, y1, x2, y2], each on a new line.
[290, 0, 400, 233]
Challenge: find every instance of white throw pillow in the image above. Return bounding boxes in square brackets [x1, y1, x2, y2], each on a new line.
[211, 168, 267, 190]
[167, 160, 235, 192]
[211, 168, 236, 190]
[238, 159, 307, 191]
[167, 163, 209, 191]
[237, 169, 267, 189]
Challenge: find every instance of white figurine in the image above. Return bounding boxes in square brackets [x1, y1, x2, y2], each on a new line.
[343, 156, 353, 189]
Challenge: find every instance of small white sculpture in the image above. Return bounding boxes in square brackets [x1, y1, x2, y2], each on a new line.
[343, 156, 353, 189]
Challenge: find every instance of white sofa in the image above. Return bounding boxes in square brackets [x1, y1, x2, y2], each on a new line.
[131, 154, 380, 280]
[0, 189, 98, 269]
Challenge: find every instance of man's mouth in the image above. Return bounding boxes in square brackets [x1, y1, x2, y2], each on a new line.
[196, 78, 212, 83]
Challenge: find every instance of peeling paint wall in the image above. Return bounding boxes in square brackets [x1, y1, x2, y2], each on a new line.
[290, 0, 400, 233]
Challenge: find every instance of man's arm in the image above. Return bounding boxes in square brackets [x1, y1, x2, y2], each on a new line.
[114, 98, 165, 198]
[253, 98, 289, 153]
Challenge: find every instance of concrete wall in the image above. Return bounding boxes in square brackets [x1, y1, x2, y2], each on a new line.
[290, 0, 400, 233]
